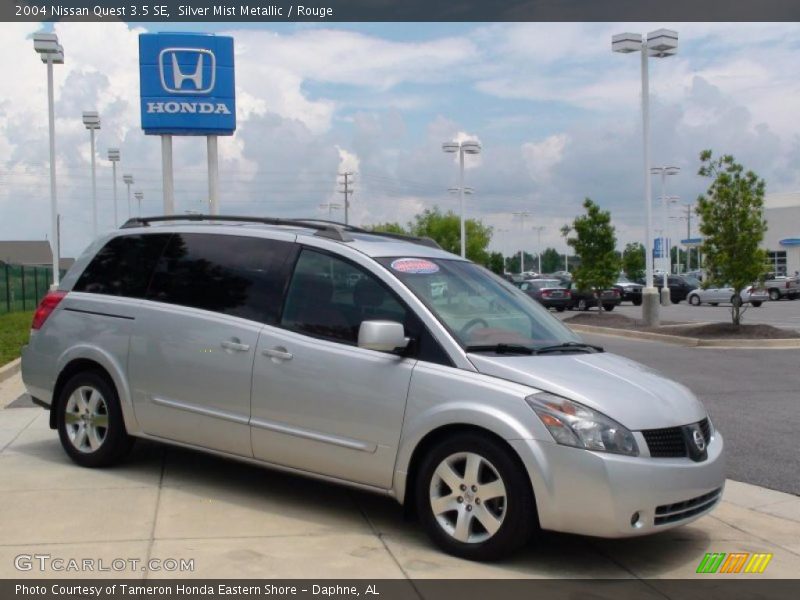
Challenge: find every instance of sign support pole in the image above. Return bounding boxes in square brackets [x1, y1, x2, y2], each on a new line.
[207, 135, 219, 215]
[161, 134, 175, 215]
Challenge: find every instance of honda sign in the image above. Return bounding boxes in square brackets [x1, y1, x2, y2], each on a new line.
[139, 33, 236, 135]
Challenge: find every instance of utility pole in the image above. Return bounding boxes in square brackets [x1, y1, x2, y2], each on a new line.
[338, 172, 353, 225]
[684, 202, 693, 272]
[511, 211, 531, 275]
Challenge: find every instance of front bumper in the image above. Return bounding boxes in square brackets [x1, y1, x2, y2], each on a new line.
[509, 430, 725, 538]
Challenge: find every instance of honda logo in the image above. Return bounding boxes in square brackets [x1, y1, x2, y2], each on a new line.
[158, 48, 216, 94]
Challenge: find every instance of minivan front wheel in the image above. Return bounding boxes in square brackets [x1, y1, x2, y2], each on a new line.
[416, 433, 536, 561]
[57, 371, 132, 468]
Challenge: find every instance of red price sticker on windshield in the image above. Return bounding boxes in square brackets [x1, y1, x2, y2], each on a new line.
[390, 258, 440, 274]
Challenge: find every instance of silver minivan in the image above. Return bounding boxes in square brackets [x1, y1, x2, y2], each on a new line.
[22, 216, 725, 560]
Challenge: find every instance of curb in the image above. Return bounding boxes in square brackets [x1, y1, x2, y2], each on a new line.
[567, 324, 800, 349]
[0, 358, 21, 384]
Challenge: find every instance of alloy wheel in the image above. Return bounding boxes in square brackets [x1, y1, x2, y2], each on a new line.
[64, 386, 109, 453]
[429, 452, 507, 544]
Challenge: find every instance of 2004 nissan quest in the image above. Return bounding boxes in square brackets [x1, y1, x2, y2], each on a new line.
[21, 215, 724, 561]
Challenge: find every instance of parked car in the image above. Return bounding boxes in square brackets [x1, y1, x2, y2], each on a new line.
[762, 272, 800, 301]
[566, 283, 621, 311]
[652, 275, 701, 303]
[551, 270, 572, 280]
[687, 284, 769, 307]
[613, 275, 643, 306]
[515, 278, 572, 312]
[21, 215, 724, 561]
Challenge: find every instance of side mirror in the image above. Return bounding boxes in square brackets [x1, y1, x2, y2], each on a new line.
[358, 320, 409, 353]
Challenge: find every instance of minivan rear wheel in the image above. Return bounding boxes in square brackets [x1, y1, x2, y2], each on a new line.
[415, 433, 536, 561]
[56, 371, 132, 468]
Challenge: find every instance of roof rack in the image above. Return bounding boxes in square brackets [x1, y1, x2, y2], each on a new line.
[120, 214, 354, 242]
[121, 214, 443, 250]
[287, 218, 442, 250]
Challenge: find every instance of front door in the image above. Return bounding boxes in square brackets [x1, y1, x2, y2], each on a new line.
[250, 248, 416, 488]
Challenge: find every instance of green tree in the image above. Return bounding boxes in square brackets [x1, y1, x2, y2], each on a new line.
[696, 150, 767, 326]
[622, 242, 645, 280]
[488, 252, 505, 275]
[505, 251, 536, 274]
[368, 222, 408, 234]
[410, 207, 493, 265]
[564, 198, 620, 309]
[538, 247, 563, 274]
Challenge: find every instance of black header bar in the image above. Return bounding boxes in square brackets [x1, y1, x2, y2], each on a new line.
[5, 0, 800, 22]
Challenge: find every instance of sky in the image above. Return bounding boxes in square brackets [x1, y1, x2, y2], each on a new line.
[1, 21, 799, 259]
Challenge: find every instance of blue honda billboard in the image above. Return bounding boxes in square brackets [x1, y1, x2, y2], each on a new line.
[139, 33, 236, 135]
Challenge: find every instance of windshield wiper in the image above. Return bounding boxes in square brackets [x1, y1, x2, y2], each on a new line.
[465, 343, 535, 355]
[534, 341, 604, 354]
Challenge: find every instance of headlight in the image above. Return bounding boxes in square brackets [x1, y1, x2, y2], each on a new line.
[526, 392, 639, 456]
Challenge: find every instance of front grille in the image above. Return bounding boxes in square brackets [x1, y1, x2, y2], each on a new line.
[654, 488, 722, 525]
[642, 418, 711, 458]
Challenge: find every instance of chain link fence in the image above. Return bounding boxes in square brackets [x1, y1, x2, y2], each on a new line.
[0, 262, 57, 314]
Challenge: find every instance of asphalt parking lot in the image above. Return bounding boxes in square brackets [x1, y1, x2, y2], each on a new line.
[608, 299, 800, 332]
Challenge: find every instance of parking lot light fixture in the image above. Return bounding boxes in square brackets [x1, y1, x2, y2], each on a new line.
[122, 174, 134, 220]
[512, 210, 531, 275]
[651, 166, 680, 304]
[82, 111, 101, 238]
[443, 140, 482, 258]
[134, 191, 143, 218]
[33, 32, 64, 288]
[319, 202, 342, 221]
[613, 29, 679, 326]
[107, 148, 120, 228]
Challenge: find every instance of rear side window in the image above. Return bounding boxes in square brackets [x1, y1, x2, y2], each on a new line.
[74, 234, 171, 298]
[146, 233, 295, 324]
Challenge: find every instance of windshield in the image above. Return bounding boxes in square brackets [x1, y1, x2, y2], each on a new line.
[377, 257, 580, 350]
[683, 276, 701, 288]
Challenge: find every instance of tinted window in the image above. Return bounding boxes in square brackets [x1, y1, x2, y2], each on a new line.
[74, 234, 171, 298]
[281, 249, 407, 344]
[147, 233, 295, 324]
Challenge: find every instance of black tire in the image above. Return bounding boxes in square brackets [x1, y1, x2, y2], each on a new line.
[602, 304, 615, 312]
[768, 289, 780, 301]
[555, 306, 566, 312]
[751, 301, 762, 307]
[710, 303, 718, 306]
[632, 298, 642, 306]
[689, 294, 701, 306]
[415, 432, 537, 561]
[56, 370, 133, 468]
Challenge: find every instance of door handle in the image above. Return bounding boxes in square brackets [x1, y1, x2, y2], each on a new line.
[262, 347, 293, 361]
[221, 340, 250, 352]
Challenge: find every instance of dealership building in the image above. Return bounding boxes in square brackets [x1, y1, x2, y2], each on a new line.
[763, 192, 800, 276]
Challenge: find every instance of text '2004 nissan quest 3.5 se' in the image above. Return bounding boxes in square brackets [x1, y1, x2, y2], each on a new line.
[22, 215, 724, 560]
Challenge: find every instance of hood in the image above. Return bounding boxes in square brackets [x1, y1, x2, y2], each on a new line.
[467, 351, 706, 430]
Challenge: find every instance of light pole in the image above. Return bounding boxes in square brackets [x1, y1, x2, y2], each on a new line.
[319, 202, 342, 220]
[33, 32, 64, 288]
[660, 194, 680, 278]
[651, 166, 680, 303]
[613, 28, 678, 326]
[123, 174, 134, 220]
[512, 211, 531, 275]
[442, 140, 481, 257]
[533, 226, 545, 274]
[107, 148, 120, 228]
[134, 191, 143, 218]
[82, 111, 101, 238]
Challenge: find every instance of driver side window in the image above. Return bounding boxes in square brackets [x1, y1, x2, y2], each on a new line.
[281, 249, 408, 345]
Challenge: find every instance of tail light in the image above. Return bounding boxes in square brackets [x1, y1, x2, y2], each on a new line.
[565, 291, 572, 298]
[32, 291, 67, 330]
[612, 289, 620, 297]
[541, 290, 551, 298]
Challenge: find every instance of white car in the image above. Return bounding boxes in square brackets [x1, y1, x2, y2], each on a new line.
[687, 285, 768, 307]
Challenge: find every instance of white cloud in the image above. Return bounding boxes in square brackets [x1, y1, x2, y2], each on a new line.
[522, 134, 569, 183]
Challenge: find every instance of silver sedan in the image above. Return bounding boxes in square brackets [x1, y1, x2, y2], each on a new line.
[687, 285, 769, 307]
